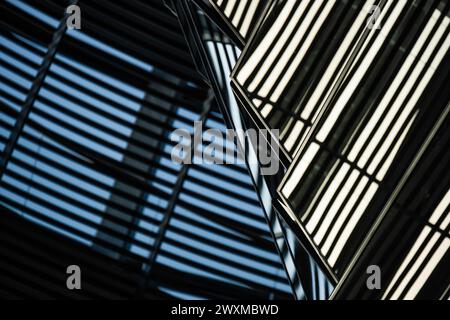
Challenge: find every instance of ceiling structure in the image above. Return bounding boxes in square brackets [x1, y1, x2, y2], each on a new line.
[0, 0, 292, 299]
[0, 0, 448, 300]
[170, 0, 450, 300]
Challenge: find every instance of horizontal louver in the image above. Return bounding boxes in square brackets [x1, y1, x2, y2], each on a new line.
[0, 0, 291, 299]
[332, 110, 450, 300]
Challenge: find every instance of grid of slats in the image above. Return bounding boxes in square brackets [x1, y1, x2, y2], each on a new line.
[333, 111, 450, 299]
[232, 0, 368, 160]
[278, 0, 450, 278]
[0, 0, 290, 299]
[232, 1, 450, 163]
[173, 0, 450, 298]
[0, 0, 204, 256]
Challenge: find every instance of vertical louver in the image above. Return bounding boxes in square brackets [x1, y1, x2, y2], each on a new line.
[277, 0, 450, 280]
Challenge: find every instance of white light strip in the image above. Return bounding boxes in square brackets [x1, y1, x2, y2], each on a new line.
[306, 162, 350, 234]
[317, 0, 407, 143]
[344, 0, 395, 84]
[232, 0, 247, 26]
[363, 57, 428, 171]
[328, 181, 378, 266]
[252, 98, 263, 108]
[282, 0, 374, 154]
[207, 42, 224, 87]
[236, 1, 296, 84]
[368, 28, 450, 175]
[301, 160, 342, 222]
[410, 11, 442, 58]
[284, 120, 304, 152]
[240, 0, 259, 37]
[404, 238, 450, 299]
[282, 142, 320, 198]
[347, 10, 440, 162]
[382, 226, 431, 299]
[260, 104, 273, 118]
[314, 165, 358, 245]
[440, 214, 450, 234]
[321, 171, 365, 256]
[224, 0, 236, 17]
[375, 111, 418, 180]
[268, 0, 336, 101]
[299, 0, 376, 121]
[423, 15, 450, 67]
[284, 0, 375, 156]
[429, 189, 450, 227]
[383, 184, 450, 299]
[348, 53, 415, 163]
[248, 0, 309, 93]
[389, 231, 440, 299]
